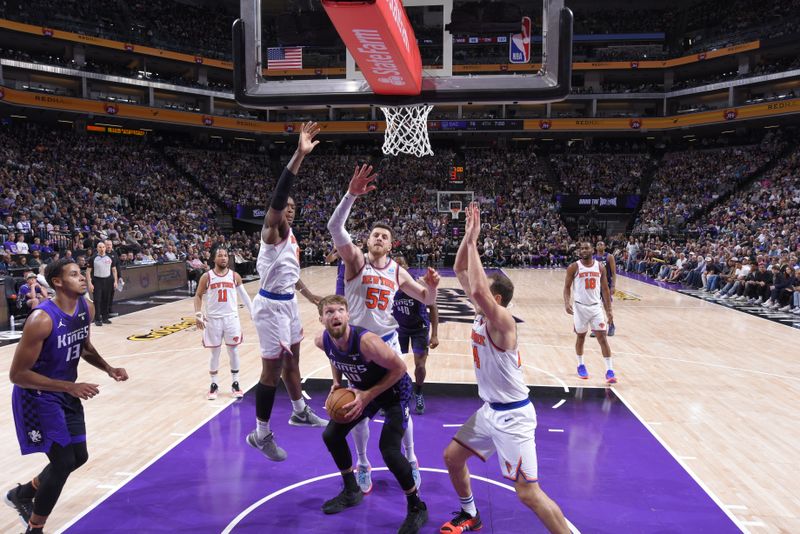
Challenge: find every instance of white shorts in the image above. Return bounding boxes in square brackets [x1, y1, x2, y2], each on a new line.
[202, 315, 243, 348]
[573, 301, 608, 334]
[453, 401, 538, 483]
[381, 331, 403, 357]
[253, 294, 303, 359]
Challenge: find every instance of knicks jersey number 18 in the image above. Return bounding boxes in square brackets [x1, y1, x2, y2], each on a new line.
[585, 278, 597, 290]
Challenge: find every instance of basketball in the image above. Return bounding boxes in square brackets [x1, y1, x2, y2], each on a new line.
[325, 388, 356, 424]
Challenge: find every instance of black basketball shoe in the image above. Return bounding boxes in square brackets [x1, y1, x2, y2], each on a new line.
[398, 501, 428, 534]
[4, 484, 33, 525]
[322, 487, 363, 514]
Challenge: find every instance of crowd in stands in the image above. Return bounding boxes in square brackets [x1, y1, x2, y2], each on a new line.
[619, 133, 800, 313]
[2, 0, 800, 65]
[633, 134, 783, 235]
[2, 121, 798, 313]
[0, 123, 261, 292]
[549, 153, 650, 196]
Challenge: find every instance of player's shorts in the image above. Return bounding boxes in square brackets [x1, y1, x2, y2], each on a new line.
[379, 331, 403, 357]
[12, 387, 86, 455]
[253, 292, 303, 359]
[202, 314, 243, 347]
[453, 400, 538, 483]
[573, 301, 608, 334]
[397, 326, 429, 355]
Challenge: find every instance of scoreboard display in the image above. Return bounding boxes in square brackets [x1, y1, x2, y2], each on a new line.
[449, 165, 464, 186]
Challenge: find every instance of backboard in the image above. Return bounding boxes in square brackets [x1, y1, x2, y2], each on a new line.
[232, 0, 573, 108]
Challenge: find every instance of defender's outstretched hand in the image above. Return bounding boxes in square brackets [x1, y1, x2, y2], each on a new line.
[423, 267, 440, 290]
[298, 122, 321, 155]
[464, 201, 481, 243]
[348, 164, 378, 196]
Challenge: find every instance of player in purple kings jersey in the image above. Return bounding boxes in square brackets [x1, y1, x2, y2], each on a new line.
[592, 241, 617, 337]
[392, 256, 439, 415]
[5, 259, 128, 534]
[326, 247, 346, 296]
[315, 295, 427, 533]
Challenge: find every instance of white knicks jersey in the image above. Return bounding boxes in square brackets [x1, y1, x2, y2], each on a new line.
[470, 315, 529, 404]
[205, 269, 238, 317]
[345, 257, 400, 338]
[257, 229, 300, 294]
[572, 259, 602, 306]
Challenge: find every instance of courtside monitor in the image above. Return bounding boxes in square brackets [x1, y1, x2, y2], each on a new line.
[232, 0, 573, 108]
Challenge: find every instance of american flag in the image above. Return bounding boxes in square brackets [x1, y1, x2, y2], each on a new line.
[267, 47, 303, 69]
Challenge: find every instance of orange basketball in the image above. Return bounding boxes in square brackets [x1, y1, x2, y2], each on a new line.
[325, 388, 356, 424]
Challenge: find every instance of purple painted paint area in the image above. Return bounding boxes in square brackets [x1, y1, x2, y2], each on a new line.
[66, 384, 740, 533]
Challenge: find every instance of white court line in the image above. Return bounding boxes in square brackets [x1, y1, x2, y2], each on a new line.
[552, 399, 566, 409]
[373, 419, 385, 424]
[548, 428, 565, 433]
[442, 424, 462, 428]
[220, 467, 582, 534]
[521, 363, 569, 393]
[56, 393, 242, 534]
[300, 364, 330, 401]
[301, 365, 330, 384]
[612, 388, 750, 534]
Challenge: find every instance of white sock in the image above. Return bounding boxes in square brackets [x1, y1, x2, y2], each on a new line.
[576, 354, 584, 366]
[460, 494, 477, 517]
[256, 419, 270, 440]
[291, 398, 306, 414]
[231, 370, 239, 384]
[403, 416, 416, 463]
[604, 357, 613, 371]
[352, 418, 370, 466]
[209, 371, 218, 386]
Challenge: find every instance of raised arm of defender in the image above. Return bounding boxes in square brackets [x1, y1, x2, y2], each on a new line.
[326, 163, 377, 279]
[262, 122, 320, 245]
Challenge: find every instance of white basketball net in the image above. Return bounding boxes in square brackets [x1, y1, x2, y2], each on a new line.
[380, 104, 434, 158]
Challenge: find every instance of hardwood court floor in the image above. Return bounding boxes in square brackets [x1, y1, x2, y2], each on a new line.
[0, 267, 798, 533]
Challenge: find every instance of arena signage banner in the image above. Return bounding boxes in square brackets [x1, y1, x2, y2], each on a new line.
[556, 194, 641, 211]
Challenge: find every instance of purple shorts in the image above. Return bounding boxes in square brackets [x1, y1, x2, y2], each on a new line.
[397, 326, 429, 355]
[12, 387, 86, 455]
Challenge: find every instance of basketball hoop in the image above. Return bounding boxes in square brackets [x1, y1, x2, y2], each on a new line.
[449, 200, 462, 220]
[380, 104, 434, 158]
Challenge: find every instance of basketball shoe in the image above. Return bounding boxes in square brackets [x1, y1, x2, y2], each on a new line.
[231, 381, 243, 399]
[415, 393, 425, 414]
[355, 463, 373, 494]
[577, 364, 589, 379]
[605, 370, 617, 384]
[399, 501, 428, 534]
[440, 510, 482, 533]
[246, 430, 287, 462]
[288, 405, 328, 427]
[4, 484, 33, 525]
[207, 383, 219, 400]
[322, 487, 363, 514]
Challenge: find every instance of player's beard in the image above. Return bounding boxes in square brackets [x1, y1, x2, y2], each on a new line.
[327, 323, 347, 339]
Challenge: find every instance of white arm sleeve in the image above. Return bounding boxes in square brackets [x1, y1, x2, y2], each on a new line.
[236, 284, 254, 318]
[327, 193, 356, 247]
